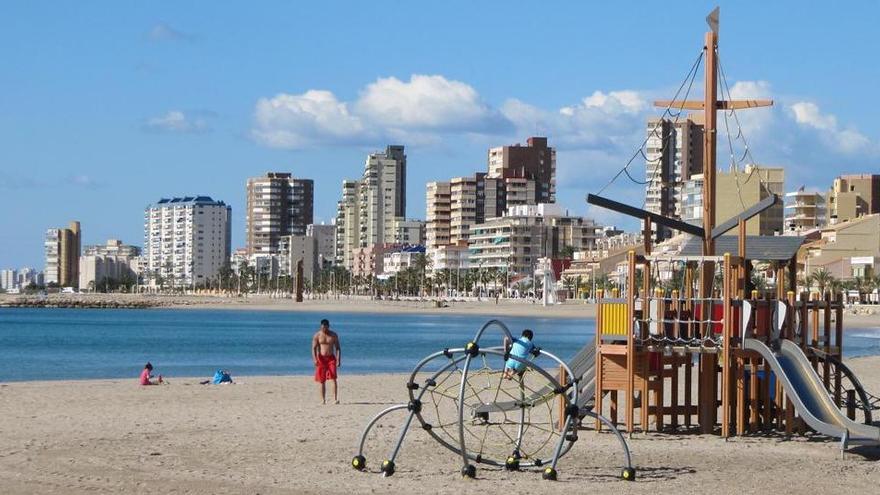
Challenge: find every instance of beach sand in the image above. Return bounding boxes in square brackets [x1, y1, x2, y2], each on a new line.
[2, 360, 880, 494]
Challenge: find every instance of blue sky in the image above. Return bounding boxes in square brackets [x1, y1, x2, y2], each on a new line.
[2, 1, 879, 268]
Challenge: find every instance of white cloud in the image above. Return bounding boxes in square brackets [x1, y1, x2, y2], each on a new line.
[355, 75, 507, 132]
[148, 23, 193, 42]
[251, 90, 366, 149]
[789, 101, 871, 154]
[143, 110, 212, 134]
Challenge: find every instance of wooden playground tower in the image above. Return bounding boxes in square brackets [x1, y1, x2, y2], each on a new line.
[586, 8, 847, 438]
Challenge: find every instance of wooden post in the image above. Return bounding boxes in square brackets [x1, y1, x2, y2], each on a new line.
[684, 264, 694, 429]
[823, 291, 832, 389]
[835, 292, 843, 405]
[626, 251, 636, 433]
[595, 289, 604, 431]
[722, 253, 732, 437]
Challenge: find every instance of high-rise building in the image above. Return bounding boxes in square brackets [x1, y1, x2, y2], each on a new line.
[245, 172, 314, 256]
[488, 136, 556, 204]
[79, 239, 141, 290]
[426, 181, 451, 250]
[826, 174, 880, 225]
[682, 165, 785, 236]
[426, 137, 558, 256]
[392, 218, 425, 246]
[784, 190, 826, 235]
[144, 196, 231, 288]
[0, 269, 16, 290]
[45, 221, 81, 287]
[16, 267, 40, 288]
[306, 224, 337, 268]
[334, 146, 408, 268]
[644, 115, 704, 239]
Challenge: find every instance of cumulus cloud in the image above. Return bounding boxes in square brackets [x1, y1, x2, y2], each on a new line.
[790, 101, 871, 153]
[148, 23, 193, 42]
[143, 110, 212, 134]
[251, 90, 367, 148]
[356, 75, 508, 132]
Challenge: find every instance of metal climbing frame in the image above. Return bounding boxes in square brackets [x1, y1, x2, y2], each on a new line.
[352, 319, 635, 481]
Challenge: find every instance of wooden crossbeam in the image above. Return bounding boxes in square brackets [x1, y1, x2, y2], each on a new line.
[710, 194, 780, 239]
[586, 194, 706, 238]
[653, 99, 773, 110]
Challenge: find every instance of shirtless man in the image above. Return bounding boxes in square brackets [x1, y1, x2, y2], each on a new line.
[312, 319, 341, 404]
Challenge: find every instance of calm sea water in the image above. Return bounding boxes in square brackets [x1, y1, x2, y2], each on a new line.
[1, 308, 878, 382]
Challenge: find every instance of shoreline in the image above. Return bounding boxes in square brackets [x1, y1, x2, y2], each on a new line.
[4, 293, 880, 328]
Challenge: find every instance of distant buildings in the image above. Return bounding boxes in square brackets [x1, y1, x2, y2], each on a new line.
[683, 165, 785, 236]
[245, 172, 314, 256]
[644, 115, 704, 239]
[306, 224, 337, 268]
[144, 196, 231, 288]
[468, 204, 601, 274]
[335, 145, 408, 268]
[79, 239, 141, 290]
[826, 174, 880, 225]
[382, 245, 427, 277]
[45, 221, 81, 287]
[802, 213, 879, 279]
[279, 234, 319, 284]
[426, 137, 559, 257]
[784, 190, 826, 235]
[0, 269, 15, 290]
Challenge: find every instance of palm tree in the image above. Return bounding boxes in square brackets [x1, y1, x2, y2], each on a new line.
[562, 276, 576, 299]
[809, 268, 834, 295]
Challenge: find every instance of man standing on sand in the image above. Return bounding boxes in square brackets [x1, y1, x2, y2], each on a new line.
[312, 318, 341, 404]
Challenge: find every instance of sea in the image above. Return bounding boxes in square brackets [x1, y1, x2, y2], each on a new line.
[1, 308, 879, 382]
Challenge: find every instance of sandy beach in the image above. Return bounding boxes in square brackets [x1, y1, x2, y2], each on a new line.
[2, 359, 879, 495]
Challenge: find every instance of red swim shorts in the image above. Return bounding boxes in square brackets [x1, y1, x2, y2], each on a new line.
[315, 355, 337, 383]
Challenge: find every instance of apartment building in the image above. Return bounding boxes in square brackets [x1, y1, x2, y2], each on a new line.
[826, 174, 880, 224]
[279, 234, 319, 284]
[644, 115, 704, 239]
[802, 213, 879, 279]
[44, 221, 81, 287]
[382, 245, 427, 277]
[431, 242, 471, 271]
[143, 196, 231, 287]
[334, 146, 408, 268]
[683, 165, 785, 236]
[468, 204, 601, 275]
[784, 190, 826, 235]
[79, 239, 141, 289]
[306, 224, 337, 268]
[245, 172, 314, 256]
[426, 137, 558, 257]
[350, 243, 405, 278]
[488, 136, 556, 204]
[0, 269, 16, 290]
[393, 218, 425, 246]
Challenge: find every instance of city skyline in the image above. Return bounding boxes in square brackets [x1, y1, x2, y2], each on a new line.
[3, 2, 880, 268]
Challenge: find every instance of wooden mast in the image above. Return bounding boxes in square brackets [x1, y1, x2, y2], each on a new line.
[653, 7, 773, 434]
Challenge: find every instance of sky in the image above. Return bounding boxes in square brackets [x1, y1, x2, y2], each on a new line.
[2, 1, 879, 269]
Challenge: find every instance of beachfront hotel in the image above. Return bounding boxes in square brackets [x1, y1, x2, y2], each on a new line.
[143, 196, 231, 288]
[334, 145, 408, 268]
[44, 220, 81, 288]
[245, 172, 314, 256]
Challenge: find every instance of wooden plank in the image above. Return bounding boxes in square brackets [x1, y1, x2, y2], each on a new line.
[587, 194, 706, 238]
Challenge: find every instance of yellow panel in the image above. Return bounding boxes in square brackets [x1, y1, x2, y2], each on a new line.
[600, 302, 628, 336]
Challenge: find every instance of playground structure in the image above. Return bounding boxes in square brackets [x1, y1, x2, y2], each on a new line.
[352, 320, 635, 481]
[352, 7, 879, 483]
[585, 7, 879, 449]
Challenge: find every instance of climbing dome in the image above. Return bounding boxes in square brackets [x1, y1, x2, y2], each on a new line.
[352, 320, 634, 481]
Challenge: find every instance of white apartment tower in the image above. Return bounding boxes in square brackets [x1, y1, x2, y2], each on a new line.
[144, 196, 231, 288]
[335, 145, 408, 268]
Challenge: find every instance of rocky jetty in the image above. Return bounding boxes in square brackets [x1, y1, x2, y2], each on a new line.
[0, 294, 227, 309]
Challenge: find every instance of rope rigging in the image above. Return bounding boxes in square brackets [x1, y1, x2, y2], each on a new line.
[595, 49, 705, 196]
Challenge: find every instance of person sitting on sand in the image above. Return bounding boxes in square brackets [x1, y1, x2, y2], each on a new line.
[503, 329, 535, 380]
[312, 318, 341, 404]
[139, 362, 163, 385]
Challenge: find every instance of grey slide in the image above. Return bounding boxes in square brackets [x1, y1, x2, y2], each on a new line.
[743, 338, 880, 448]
